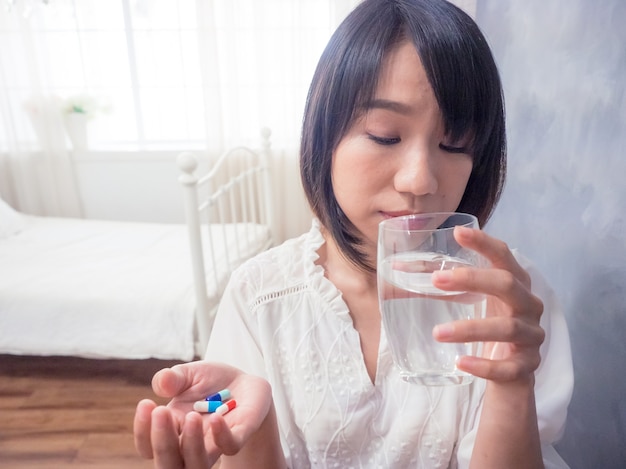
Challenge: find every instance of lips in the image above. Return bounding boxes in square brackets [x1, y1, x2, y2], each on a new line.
[380, 210, 419, 219]
[379, 211, 438, 231]
[404, 216, 435, 230]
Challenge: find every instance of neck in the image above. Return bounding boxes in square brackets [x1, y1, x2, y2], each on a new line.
[317, 226, 377, 293]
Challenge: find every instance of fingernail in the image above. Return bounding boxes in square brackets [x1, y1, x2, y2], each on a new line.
[455, 225, 473, 237]
[433, 323, 454, 339]
[432, 270, 452, 284]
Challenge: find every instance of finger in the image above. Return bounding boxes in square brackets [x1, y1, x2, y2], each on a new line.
[433, 317, 546, 346]
[151, 406, 184, 469]
[208, 413, 242, 456]
[432, 266, 543, 317]
[134, 399, 157, 459]
[152, 366, 188, 398]
[456, 353, 542, 382]
[181, 411, 218, 469]
[453, 226, 529, 284]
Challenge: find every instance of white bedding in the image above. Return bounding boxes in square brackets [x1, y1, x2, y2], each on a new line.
[0, 215, 270, 360]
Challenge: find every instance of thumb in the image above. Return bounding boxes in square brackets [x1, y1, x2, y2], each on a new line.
[152, 366, 188, 397]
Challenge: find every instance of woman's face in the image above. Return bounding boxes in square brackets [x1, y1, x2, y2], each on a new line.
[331, 40, 473, 258]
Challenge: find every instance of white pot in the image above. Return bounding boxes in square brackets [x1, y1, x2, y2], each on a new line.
[64, 113, 89, 151]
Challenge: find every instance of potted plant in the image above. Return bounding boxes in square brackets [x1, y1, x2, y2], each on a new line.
[62, 94, 101, 151]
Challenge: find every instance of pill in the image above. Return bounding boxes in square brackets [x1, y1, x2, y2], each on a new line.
[205, 388, 232, 402]
[193, 400, 223, 413]
[215, 399, 237, 416]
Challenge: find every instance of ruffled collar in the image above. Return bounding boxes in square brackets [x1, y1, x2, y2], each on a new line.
[302, 219, 352, 320]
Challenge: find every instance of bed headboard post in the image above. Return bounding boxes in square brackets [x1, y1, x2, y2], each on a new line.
[177, 152, 212, 356]
[260, 127, 274, 244]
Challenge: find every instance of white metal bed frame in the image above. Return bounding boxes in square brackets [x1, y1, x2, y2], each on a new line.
[177, 129, 274, 356]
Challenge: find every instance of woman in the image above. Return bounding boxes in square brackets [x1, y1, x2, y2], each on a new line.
[134, 1, 573, 467]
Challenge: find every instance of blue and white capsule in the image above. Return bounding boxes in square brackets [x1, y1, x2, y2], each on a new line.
[205, 388, 232, 402]
[193, 400, 223, 413]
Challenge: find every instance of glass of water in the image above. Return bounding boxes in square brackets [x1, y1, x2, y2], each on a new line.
[377, 212, 486, 386]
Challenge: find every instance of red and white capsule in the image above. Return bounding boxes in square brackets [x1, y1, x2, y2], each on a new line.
[214, 399, 237, 416]
[192, 399, 237, 415]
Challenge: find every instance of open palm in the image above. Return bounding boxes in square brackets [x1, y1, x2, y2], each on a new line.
[134, 361, 272, 468]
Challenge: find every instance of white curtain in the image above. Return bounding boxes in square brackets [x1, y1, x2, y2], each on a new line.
[194, 0, 361, 241]
[0, 0, 473, 237]
[0, 5, 83, 216]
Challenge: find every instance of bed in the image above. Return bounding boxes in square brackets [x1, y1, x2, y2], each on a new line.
[0, 131, 274, 361]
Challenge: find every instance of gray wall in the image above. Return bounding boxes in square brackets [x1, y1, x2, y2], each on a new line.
[476, 1, 626, 467]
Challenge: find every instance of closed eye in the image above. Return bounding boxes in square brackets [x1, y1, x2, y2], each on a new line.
[368, 134, 401, 145]
[439, 143, 469, 154]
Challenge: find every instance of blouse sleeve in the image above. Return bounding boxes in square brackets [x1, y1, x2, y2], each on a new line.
[455, 250, 574, 468]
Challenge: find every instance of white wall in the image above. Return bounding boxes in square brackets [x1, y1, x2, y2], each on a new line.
[74, 151, 190, 224]
[73, 147, 312, 243]
[477, 1, 626, 468]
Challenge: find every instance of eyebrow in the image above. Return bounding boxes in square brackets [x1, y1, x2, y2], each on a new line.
[364, 99, 413, 115]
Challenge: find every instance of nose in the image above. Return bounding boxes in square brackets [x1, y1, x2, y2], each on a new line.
[393, 146, 438, 196]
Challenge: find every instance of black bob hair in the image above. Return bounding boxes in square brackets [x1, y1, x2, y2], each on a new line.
[300, 0, 506, 272]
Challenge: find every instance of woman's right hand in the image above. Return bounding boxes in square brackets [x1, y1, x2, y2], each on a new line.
[133, 360, 273, 469]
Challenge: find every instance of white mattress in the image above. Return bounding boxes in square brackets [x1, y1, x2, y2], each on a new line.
[0, 215, 270, 360]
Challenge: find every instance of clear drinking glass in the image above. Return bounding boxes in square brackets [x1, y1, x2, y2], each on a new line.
[377, 212, 486, 386]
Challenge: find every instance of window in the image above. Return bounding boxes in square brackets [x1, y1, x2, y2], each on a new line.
[0, 0, 358, 152]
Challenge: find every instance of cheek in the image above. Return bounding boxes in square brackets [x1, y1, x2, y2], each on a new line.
[332, 156, 386, 211]
[446, 161, 473, 204]
[331, 162, 361, 214]
[331, 141, 370, 196]
[457, 161, 473, 189]
[452, 161, 473, 204]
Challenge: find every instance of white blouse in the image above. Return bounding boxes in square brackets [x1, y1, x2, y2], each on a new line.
[206, 220, 573, 468]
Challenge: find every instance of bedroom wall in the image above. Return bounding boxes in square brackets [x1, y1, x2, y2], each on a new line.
[476, 1, 626, 468]
[73, 151, 188, 224]
[73, 147, 312, 243]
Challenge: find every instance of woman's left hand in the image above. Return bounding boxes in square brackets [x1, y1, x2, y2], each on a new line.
[432, 225, 545, 383]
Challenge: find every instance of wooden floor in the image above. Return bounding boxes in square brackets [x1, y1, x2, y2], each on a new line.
[0, 354, 184, 468]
